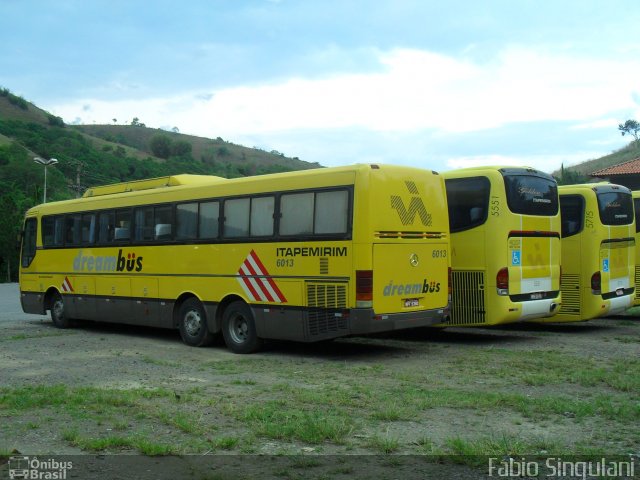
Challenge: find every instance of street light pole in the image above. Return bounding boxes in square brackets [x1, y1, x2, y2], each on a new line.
[33, 157, 59, 203]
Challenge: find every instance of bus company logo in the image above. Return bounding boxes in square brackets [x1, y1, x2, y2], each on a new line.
[606, 201, 622, 209]
[391, 181, 433, 227]
[519, 186, 542, 196]
[383, 279, 441, 297]
[8, 456, 73, 479]
[72, 249, 144, 273]
[519, 187, 551, 204]
[237, 250, 287, 303]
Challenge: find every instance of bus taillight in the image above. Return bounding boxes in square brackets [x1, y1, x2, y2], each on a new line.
[591, 271, 601, 294]
[496, 267, 509, 296]
[356, 270, 373, 308]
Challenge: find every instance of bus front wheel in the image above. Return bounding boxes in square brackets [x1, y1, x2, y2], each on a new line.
[50, 291, 71, 329]
[178, 298, 214, 347]
[222, 301, 263, 354]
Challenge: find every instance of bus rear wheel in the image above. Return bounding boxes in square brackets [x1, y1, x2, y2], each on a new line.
[222, 301, 262, 354]
[178, 298, 214, 347]
[50, 291, 71, 329]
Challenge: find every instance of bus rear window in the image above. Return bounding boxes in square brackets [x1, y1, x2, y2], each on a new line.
[503, 175, 558, 216]
[597, 191, 633, 226]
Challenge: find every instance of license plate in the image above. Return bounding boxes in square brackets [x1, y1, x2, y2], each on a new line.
[531, 292, 543, 300]
[404, 298, 419, 308]
[616, 288, 624, 297]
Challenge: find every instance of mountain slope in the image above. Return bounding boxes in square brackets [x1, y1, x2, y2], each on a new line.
[552, 141, 640, 182]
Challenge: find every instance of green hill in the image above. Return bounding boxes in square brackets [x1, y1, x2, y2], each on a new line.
[552, 141, 640, 184]
[0, 87, 320, 281]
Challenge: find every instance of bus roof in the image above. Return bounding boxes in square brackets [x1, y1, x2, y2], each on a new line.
[558, 182, 631, 195]
[82, 174, 227, 198]
[443, 166, 554, 180]
[26, 163, 440, 216]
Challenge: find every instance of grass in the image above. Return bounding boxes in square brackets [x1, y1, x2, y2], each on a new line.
[238, 401, 353, 444]
[1, 319, 638, 462]
[0, 331, 73, 342]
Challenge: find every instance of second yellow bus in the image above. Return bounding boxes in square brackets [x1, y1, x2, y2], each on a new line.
[440, 166, 562, 326]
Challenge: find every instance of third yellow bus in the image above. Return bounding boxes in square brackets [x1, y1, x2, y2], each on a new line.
[553, 183, 635, 322]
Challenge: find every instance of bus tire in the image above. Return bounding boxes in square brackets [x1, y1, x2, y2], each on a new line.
[50, 291, 71, 329]
[221, 301, 263, 354]
[178, 298, 214, 347]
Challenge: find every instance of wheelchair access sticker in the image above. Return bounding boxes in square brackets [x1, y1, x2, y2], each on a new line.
[602, 258, 610, 273]
[511, 250, 521, 266]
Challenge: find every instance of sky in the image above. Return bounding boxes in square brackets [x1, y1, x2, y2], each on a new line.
[2, 0, 640, 173]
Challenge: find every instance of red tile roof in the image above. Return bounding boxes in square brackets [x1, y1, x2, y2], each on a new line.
[590, 157, 640, 176]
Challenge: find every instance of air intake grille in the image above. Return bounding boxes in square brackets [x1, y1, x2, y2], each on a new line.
[559, 274, 581, 316]
[375, 231, 445, 239]
[447, 270, 486, 325]
[635, 265, 640, 302]
[306, 283, 348, 337]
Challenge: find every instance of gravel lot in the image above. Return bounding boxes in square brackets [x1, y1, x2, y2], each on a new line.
[1, 282, 639, 479]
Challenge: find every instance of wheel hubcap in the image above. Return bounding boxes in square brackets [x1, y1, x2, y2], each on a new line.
[229, 314, 248, 344]
[184, 310, 202, 336]
[53, 300, 64, 319]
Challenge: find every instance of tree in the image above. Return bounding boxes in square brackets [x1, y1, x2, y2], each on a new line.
[618, 119, 640, 146]
[171, 140, 192, 157]
[149, 134, 172, 159]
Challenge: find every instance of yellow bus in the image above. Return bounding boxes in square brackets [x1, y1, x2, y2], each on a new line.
[553, 183, 635, 322]
[632, 190, 640, 306]
[19, 164, 451, 353]
[439, 167, 561, 326]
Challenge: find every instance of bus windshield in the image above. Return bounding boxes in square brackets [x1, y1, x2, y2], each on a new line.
[503, 174, 558, 216]
[597, 191, 633, 226]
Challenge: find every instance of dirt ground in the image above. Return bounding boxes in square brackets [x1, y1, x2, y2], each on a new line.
[1, 283, 639, 479]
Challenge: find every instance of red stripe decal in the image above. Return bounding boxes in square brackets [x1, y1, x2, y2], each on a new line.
[249, 250, 286, 302]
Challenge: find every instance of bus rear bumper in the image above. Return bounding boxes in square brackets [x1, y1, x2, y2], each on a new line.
[348, 307, 448, 335]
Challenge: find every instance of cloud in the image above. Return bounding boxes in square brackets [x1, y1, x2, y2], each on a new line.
[48, 45, 640, 170]
[445, 152, 604, 172]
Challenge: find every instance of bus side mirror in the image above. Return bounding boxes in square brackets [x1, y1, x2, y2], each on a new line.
[16, 231, 23, 250]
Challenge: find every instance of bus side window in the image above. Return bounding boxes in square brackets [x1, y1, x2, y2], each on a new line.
[81, 213, 96, 245]
[280, 192, 313, 236]
[42, 216, 55, 247]
[65, 214, 82, 246]
[114, 209, 131, 241]
[315, 190, 348, 234]
[154, 205, 173, 240]
[634, 198, 640, 234]
[445, 177, 490, 233]
[199, 201, 219, 239]
[223, 198, 250, 238]
[54, 217, 64, 246]
[134, 207, 154, 241]
[98, 211, 115, 243]
[250, 196, 275, 236]
[176, 203, 198, 240]
[21, 218, 37, 268]
[559, 195, 584, 238]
